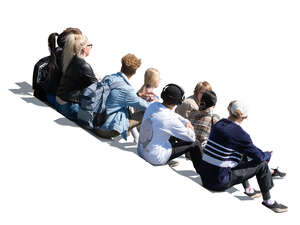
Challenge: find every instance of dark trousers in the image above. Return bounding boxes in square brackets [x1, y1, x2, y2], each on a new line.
[168, 136, 201, 161]
[228, 159, 274, 200]
[191, 152, 274, 200]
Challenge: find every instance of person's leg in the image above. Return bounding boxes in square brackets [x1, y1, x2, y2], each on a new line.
[56, 102, 68, 117]
[229, 160, 274, 200]
[94, 129, 120, 139]
[169, 137, 201, 161]
[130, 127, 139, 143]
[234, 156, 252, 191]
[229, 160, 287, 212]
[46, 93, 56, 108]
[56, 102, 79, 121]
[68, 103, 79, 121]
[128, 111, 144, 130]
[190, 141, 204, 174]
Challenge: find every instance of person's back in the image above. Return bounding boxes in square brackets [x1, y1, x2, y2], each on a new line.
[175, 81, 212, 119]
[189, 90, 219, 147]
[55, 33, 96, 120]
[57, 55, 96, 103]
[199, 118, 268, 190]
[175, 95, 198, 119]
[42, 28, 82, 106]
[138, 102, 195, 165]
[105, 73, 145, 114]
[138, 84, 199, 167]
[43, 48, 63, 95]
[137, 68, 160, 102]
[96, 54, 149, 140]
[208, 119, 268, 163]
[194, 101, 288, 213]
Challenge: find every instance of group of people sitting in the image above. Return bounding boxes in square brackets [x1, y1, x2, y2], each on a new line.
[32, 27, 288, 213]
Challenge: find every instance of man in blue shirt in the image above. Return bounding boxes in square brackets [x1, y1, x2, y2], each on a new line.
[95, 54, 150, 139]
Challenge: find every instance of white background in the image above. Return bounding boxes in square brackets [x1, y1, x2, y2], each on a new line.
[1, 0, 299, 224]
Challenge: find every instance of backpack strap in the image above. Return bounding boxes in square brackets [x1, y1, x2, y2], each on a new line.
[109, 81, 124, 90]
[97, 80, 126, 123]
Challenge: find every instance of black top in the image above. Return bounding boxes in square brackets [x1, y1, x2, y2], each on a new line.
[56, 55, 97, 103]
[42, 48, 63, 95]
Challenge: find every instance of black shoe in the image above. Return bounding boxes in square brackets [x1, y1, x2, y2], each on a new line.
[168, 160, 179, 168]
[244, 189, 261, 198]
[262, 201, 288, 213]
[272, 168, 286, 178]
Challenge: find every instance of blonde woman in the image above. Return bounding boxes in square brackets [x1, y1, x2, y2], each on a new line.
[56, 33, 97, 120]
[175, 81, 212, 119]
[43, 28, 82, 107]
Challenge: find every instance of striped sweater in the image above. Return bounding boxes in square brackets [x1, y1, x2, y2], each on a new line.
[197, 119, 271, 191]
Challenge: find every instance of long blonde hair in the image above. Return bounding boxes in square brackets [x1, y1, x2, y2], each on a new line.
[62, 33, 89, 74]
[138, 68, 160, 94]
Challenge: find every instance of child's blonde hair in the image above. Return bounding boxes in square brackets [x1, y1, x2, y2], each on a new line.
[138, 68, 160, 94]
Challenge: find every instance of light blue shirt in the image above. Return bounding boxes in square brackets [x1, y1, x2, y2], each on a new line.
[100, 72, 150, 139]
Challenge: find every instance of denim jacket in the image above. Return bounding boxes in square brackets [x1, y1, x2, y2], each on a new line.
[100, 72, 149, 139]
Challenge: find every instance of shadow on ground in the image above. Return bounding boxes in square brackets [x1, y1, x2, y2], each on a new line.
[10, 81, 252, 202]
[9, 81, 48, 107]
[170, 165, 253, 201]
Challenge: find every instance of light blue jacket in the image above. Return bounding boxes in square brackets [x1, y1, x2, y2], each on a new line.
[100, 72, 150, 139]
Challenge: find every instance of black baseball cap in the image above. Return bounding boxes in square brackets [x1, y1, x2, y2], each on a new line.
[161, 84, 185, 105]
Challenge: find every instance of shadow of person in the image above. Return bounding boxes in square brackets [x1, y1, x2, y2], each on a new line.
[170, 168, 203, 186]
[10, 81, 48, 107]
[170, 167, 253, 201]
[107, 135, 138, 154]
[21, 97, 48, 107]
[9, 81, 33, 96]
[73, 125, 138, 154]
[54, 118, 79, 127]
[10, 81, 139, 155]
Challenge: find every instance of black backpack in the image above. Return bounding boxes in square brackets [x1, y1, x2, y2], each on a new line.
[32, 56, 50, 101]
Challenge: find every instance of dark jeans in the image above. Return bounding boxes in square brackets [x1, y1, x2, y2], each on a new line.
[46, 93, 57, 108]
[228, 159, 274, 200]
[56, 102, 79, 121]
[168, 136, 201, 161]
